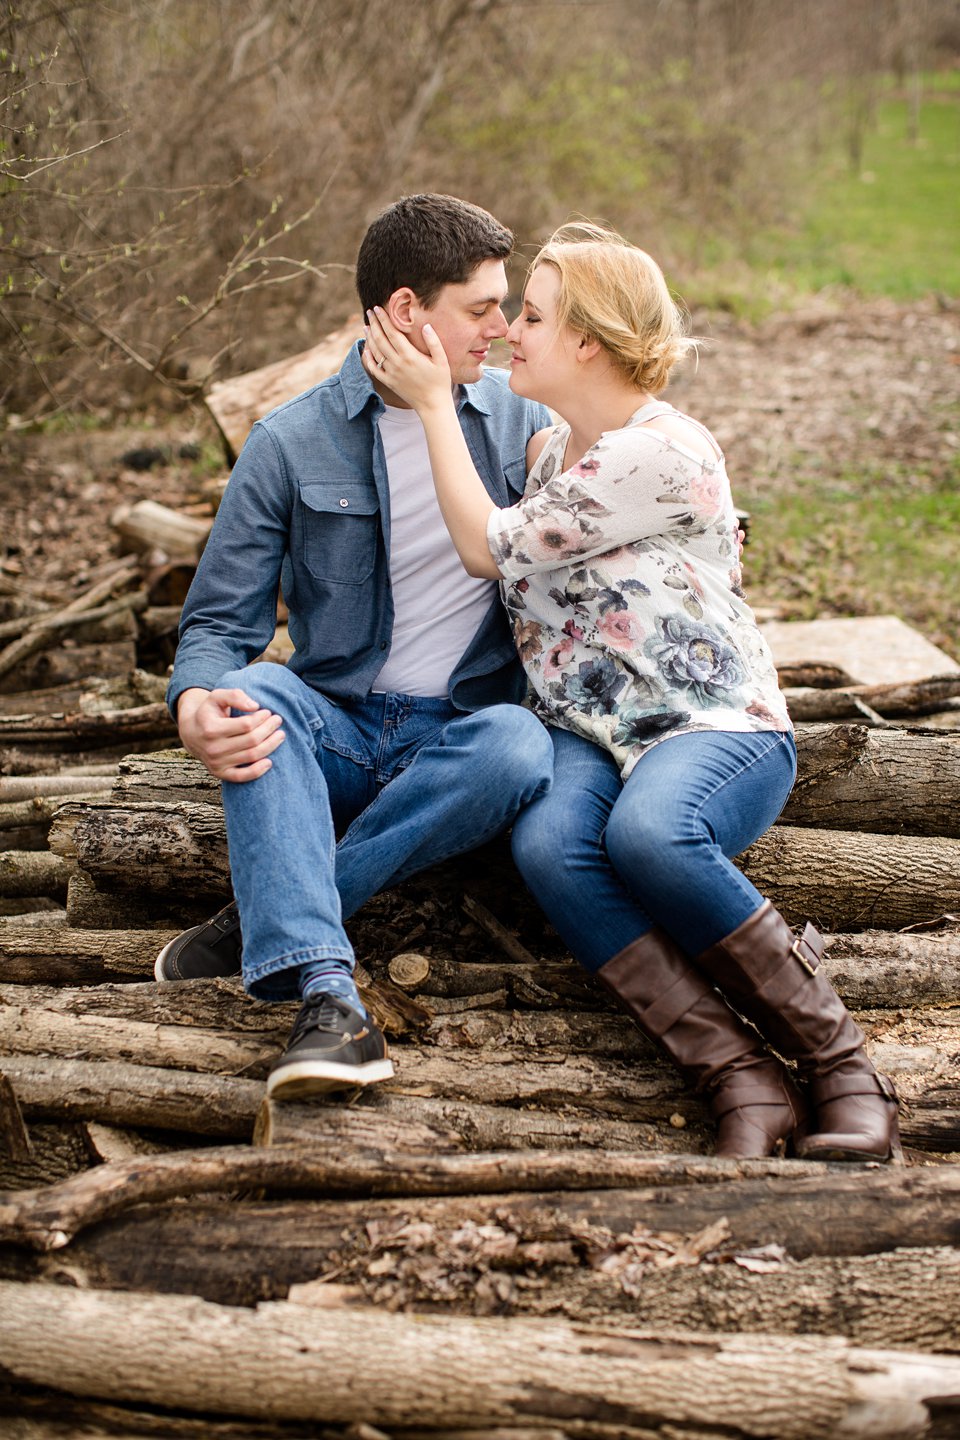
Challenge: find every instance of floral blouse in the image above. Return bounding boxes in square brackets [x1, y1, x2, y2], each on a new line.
[485, 400, 792, 779]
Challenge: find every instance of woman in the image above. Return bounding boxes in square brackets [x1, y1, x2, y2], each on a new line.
[363, 223, 900, 1163]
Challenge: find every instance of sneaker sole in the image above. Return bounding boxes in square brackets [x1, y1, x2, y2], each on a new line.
[154, 937, 181, 982]
[266, 1056, 395, 1101]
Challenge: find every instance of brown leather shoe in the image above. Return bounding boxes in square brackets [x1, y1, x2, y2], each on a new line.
[598, 929, 807, 1159]
[696, 902, 901, 1163]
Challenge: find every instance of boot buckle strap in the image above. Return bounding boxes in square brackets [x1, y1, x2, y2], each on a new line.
[791, 923, 824, 977]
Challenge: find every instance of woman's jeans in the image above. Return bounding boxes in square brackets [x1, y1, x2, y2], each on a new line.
[511, 726, 797, 974]
[218, 663, 553, 1001]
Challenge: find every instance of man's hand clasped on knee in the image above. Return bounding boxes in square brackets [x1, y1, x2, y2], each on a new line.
[176, 687, 285, 782]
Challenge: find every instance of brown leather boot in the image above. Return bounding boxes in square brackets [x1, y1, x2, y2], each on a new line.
[598, 929, 807, 1159]
[696, 902, 901, 1163]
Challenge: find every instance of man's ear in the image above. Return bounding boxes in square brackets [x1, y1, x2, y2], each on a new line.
[384, 287, 419, 333]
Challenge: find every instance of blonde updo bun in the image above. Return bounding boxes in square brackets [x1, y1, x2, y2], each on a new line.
[531, 223, 698, 394]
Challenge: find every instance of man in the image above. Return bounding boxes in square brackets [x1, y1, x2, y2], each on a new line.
[156, 194, 553, 1101]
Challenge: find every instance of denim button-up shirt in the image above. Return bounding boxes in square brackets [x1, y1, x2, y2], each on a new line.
[168, 343, 550, 717]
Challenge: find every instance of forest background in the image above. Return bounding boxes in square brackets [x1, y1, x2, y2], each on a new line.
[1, 0, 959, 655]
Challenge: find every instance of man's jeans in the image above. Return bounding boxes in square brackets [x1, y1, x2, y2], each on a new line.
[511, 726, 797, 973]
[218, 664, 554, 1000]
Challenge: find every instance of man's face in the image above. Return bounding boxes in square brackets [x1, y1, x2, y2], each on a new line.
[412, 259, 509, 384]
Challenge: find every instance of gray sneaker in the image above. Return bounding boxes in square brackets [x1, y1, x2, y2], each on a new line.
[266, 996, 394, 1100]
[154, 900, 242, 981]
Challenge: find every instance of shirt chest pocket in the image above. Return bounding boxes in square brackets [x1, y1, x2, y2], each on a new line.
[298, 480, 380, 585]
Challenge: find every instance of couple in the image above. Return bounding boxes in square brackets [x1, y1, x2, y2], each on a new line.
[159, 192, 899, 1163]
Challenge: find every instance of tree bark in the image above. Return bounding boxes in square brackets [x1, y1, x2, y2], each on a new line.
[0, 704, 178, 751]
[0, 851, 71, 900]
[783, 722, 960, 835]
[2, 1056, 262, 1140]
[784, 675, 960, 722]
[741, 825, 960, 930]
[3, 1281, 959, 1436]
[51, 796, 960, 929]
[0, 637, 138, 695]
[0, 922, 177, 982]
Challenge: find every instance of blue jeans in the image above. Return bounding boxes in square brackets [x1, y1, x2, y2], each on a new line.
[218, 664, 554, 1000]
[511, 726, 796, 973]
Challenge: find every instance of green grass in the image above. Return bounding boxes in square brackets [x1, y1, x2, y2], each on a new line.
[685, 75, 960, 310]
[739, 455, 960, 661]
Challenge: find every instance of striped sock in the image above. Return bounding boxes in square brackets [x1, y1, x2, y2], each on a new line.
[298, 959, 366, 1018]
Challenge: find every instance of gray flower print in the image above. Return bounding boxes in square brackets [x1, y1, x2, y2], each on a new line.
[645, 614, 744, 706]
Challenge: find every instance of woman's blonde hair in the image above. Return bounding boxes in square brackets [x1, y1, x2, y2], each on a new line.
[530, 222, 698, 394]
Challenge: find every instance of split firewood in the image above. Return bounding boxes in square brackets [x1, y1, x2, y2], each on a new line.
[65, 869, 201, 931]
[3, 1281, 960, 1437]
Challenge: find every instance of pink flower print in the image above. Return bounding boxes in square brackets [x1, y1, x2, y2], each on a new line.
[688, 470, 722, 517]
[543, 636, 576, 678]
[682, 560, 705, 599]
[598, 610, 645, 652]
[570, 456, 601, 479]
[562, 618, 585, 641]
[525, 517, 584, 562]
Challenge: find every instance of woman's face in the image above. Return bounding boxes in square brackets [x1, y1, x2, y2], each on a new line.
[505, 263, 581, 406]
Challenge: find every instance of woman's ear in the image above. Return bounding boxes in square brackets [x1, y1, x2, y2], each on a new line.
[385, 287, 417, 333]
[576, 334, 602, 363]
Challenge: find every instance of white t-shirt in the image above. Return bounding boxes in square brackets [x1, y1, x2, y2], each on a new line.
[373, 402, 495, 697]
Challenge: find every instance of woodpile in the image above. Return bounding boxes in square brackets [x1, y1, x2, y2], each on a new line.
[3, 425, 960, 1433]
[3, 689, 960, 1435]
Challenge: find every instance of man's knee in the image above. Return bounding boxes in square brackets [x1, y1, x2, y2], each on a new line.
[471, 705, 553, 794]
[217, 662, 309, 710]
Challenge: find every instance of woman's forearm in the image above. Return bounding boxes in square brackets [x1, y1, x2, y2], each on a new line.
[418, 400, 502, 579]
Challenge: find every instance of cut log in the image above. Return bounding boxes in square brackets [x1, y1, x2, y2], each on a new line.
[65, 868, 209, 931]
[3, 1055, 261, 1140]
[0, 852, 71, 900]
[0, 637, 138, 694]
[783, 722, 960, 836]
[0, 775, 118, 804]
[48, 799, 229, 892]
[0, 789, 115, 838]
[742, 825, 960, 930]
[0, 1142, 848, 1250]
[0, 703, 178, 751]
[3, 1282, 959, 1436]
[110, 500, 212, 561]
[784, 674, 960, 722]
[206, 320, 363, 461]
[0, 1121, 94, 1192]
[52, 796, 960, 930]
[0, 922, 177, 982]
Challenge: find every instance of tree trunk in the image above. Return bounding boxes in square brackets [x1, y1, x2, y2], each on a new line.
[2, 1282, 958, 1436]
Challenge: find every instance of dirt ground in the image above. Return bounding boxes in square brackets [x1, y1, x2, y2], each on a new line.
[2, 294, 957, 615]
